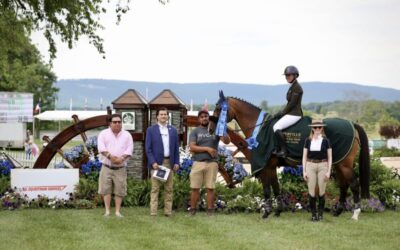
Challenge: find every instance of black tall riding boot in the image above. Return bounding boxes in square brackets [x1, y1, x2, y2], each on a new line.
[318, 195, 325, 221]
[309, 195, 318, 222]
[273, 130, 287, 158]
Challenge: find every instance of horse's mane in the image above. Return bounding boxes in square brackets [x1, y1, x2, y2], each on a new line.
[228, 96, 261, 111]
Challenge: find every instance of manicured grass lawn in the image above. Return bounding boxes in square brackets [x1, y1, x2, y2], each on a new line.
[0, 208, 399, 250]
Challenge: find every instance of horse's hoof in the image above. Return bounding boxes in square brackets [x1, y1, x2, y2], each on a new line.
[333, 209, 343, 217]
[274, 209, 282, 217]
[262, 211, 271, 219]
[332, 205, 344, 217]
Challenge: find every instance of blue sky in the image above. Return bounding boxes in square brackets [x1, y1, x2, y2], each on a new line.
[32, 0, 400, 90]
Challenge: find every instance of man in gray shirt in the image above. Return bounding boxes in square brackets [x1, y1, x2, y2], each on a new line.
[189, 110, 230, 216]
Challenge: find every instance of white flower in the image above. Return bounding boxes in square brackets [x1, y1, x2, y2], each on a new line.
[295, 203, 302, 210]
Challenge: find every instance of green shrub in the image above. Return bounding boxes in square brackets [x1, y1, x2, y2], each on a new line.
[124, 178, 151, 207]
[373, 147, 400, 157]
[241, 178, 263, 197]
[74, 177, 102, 207]
[0, 176, 10, 195]
[74, 199, 96, 209]
[171, 176, 191, 210]
[225, 195, 262, 213]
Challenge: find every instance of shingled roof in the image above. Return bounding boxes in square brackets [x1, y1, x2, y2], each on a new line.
[112, 89, 148, 108]
[149, 89, 186, 108]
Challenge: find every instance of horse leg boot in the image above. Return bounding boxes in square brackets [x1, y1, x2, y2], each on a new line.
[318, 195, 325, 221]
[274, 195, 284, 217]
[271, 176, 283, 217]
[350, 177, 361, 220]
[309, 195, 318, 222]
[273, 130, 287, 158]
[262, 186, 273, 219]
[333, 185, 348, 216]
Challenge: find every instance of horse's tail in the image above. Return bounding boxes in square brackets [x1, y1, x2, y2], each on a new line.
[354, 123, 370, 198]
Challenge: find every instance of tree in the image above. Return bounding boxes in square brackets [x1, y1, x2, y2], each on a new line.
[0, 0, 168, 61]
[259, 100, 268, 111]
[0, 10, 58, 110]
[387, 101, 400, 121]
[379, 114, 400, 139]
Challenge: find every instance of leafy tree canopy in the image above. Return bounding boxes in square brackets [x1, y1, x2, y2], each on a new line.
[0, 10, 58, 110]
[0, 0, 167, 61]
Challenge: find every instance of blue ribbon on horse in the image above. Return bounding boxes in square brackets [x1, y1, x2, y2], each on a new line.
[216, 101, 228, 136]
[246, 111, 267, 149]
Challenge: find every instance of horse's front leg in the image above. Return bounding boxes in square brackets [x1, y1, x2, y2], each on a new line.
[271, 168, 283, 217]
[259, 167, 273, 219]
[260, 166, 282, 219]
[262, 183, 273, 219]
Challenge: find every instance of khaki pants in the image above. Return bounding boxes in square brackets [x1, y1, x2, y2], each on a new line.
[150, 159, 173, 216]
[98, 166, 127, 197]
[306, 161, 329, 197]
[190, 161, 218, 189]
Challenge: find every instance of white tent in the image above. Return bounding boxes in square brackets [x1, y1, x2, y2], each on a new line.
[187, 111, 214, 117]
[33, 110, 110, 136]
[34, 110, 109, 121]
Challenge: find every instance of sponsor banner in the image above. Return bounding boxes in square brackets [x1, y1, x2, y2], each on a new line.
[11, 169, 79, 200]
[122, 111, 135, 130]
[0, 92, 33, 123]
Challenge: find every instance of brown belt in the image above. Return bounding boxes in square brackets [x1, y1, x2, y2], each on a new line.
[103, 164, 124, 170]
[307, 159, 327, 163]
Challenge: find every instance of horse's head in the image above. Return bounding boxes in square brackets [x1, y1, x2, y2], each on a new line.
[213, 90, 229, 120]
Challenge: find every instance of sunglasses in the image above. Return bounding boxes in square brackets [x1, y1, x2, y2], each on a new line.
[111, 121, 122, 124]
[313, 126, 322, 129]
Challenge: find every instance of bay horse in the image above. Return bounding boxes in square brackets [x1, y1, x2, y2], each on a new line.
[213, 91, 370, 219]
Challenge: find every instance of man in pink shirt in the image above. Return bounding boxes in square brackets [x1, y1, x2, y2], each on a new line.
[97, 114, 133, 217]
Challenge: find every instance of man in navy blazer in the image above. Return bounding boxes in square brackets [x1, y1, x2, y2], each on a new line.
[145, 107, 180, 217]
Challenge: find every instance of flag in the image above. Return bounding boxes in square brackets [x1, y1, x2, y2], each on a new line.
[84, 97, 88, 111]
[202, 99, 208, 111]
[34, 99, 41, 114]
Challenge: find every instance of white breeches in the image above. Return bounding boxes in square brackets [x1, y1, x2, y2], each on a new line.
[273, 115, 302, 132]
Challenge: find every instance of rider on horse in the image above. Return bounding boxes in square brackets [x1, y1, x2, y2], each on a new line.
[272, 65, 303, 158]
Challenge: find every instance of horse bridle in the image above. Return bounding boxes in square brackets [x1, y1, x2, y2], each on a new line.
[214, 98, 269, 136]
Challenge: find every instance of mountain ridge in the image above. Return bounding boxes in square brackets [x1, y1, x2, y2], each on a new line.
[55, 79, 400, 109]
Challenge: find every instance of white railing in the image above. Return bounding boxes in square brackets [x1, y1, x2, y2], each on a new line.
[0, 150, 68, 168]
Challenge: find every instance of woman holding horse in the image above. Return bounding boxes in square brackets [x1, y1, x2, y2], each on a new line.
[272, 65, 303, 158]
[302, 120, 332, 221]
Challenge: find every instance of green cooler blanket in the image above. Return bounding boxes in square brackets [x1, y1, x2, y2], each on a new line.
[250, 117, 355, 175]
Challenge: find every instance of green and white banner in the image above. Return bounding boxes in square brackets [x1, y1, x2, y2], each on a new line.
[0, 92, 33, 123]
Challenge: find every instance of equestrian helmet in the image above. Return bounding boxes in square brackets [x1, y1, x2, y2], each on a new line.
[283, 65, 299, 77]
